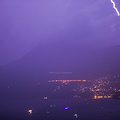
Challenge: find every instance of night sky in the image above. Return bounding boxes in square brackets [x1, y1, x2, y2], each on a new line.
[0, 0, 120, 65]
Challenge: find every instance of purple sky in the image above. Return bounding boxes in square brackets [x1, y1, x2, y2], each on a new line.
[0, 0, 120, 65]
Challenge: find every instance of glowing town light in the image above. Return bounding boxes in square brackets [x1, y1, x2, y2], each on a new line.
[64, 107, 69, 110]
[74, 114, 78, 118]
[28, 109, 32, 114]
[110, 0, 120, 16]
[94, 95, 97, 99]
[44, 97, 48, 100]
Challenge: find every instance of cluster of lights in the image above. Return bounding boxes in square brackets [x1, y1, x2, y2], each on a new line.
[48, 80, 87, 83]
[94, 95, 111, 99]
[49, 75, 120, 99]
[91, 76, 120, 99]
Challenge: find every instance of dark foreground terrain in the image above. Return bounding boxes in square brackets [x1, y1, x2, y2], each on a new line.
[1, 98, 120, 120]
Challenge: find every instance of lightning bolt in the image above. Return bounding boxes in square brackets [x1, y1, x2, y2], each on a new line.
[110, 0, 120, 16]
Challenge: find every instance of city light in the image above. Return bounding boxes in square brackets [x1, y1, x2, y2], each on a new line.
[49, 75, 120, 100]
[74, 114, 78, 118]
[28, 109, 32, 114]
[64, 107, 69, 110]
[48, 80, 88, 83]
[44, 97, 48, 100]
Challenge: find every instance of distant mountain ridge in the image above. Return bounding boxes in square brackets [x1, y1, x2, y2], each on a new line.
[1, 44, 120, 81]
